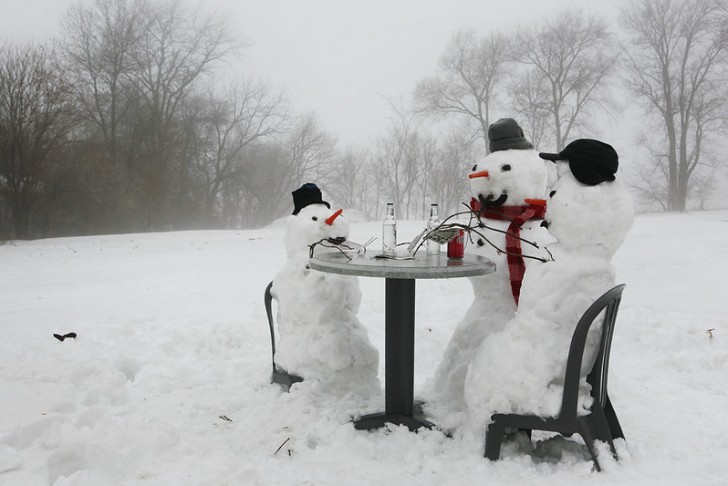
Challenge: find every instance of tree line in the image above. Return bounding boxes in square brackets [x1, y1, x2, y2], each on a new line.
[1, 0, 727, 240]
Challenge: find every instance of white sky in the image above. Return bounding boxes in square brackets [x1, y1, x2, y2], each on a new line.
[1, 0, 628, 146]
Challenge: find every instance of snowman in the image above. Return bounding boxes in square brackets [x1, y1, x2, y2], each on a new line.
[464, 139, 634, 428]
[271, 183, 380, 395]
[426, 118, 553, 427]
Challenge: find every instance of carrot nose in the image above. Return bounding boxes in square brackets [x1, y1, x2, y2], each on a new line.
[325, 208, 343, 225]
[469, 170, 489, 179]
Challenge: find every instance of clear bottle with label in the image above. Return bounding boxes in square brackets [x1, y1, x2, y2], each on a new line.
[426, 203, 441, 255]
[382, 203, 397, 256]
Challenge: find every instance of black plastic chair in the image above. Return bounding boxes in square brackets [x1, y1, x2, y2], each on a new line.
[265, 281, 303, 391]
[484, 284, 626, 472]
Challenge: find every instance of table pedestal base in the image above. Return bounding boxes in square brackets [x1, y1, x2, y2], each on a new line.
[353, 411, 434, 431]
[356, 276, 433, 431]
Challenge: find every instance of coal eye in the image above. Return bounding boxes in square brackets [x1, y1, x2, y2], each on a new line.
[311, 216, 318, 221]
[549, 190, 557, 198]
[502, 164, 511, 172]
[472, 164, 478, 171]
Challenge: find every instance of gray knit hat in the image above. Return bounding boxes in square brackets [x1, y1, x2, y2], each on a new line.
[488, 118, 534, 153]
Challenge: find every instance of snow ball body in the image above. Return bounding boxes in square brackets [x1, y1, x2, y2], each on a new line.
[464, 166, 634, 427]
[427, 148, 552, 424]
[272, 204, 380, 392]
[545, 164, 634, 260]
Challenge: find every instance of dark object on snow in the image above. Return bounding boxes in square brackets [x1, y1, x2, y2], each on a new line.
[53, 332, 77, 342]
[483, 284, 627, 472]
[264, 281, 303, 391]
[488, 118, 534, 153]
[539, 139, 618, 186]
[291, 183, 330, 215]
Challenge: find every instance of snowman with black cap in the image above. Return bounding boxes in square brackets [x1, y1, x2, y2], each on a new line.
[426, 118, 553, 428]
[464, 139, 633, 429]
[271, 183, 380, 394]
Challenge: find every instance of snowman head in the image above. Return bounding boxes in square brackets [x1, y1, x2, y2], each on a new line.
[469, 118, 548, 208]
[284, 203, 349, 258]
[540, 140, 633, 258]
[469, 149, 549, 208]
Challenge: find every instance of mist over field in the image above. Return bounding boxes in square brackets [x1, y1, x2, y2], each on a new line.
[1, 0, 726, 241]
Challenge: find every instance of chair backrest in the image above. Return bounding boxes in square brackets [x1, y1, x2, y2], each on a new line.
[264, 281, 276, 373]
[558, 284, 626, 421]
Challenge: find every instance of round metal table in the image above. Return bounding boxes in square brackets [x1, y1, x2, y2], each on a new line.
[309, 251, 495, 431]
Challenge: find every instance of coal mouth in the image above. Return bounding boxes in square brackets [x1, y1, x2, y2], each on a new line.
[327, 237, 346, 245]
[478, 193, 508, 208]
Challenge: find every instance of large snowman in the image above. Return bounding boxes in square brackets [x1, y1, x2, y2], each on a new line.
[427, 118, 553, 427]
[464, 139, 634, 428]
[271, 183, 380, 394]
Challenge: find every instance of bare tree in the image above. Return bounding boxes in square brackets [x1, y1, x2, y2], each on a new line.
[221, 113, 337, 228]
[374, 104, 422, 219]
[225, 142, 289, 228]
[196, 79, 287, 222]
[59, 0, 241, 230]
[622, 0, 728, 212]
[60, 0, 140, 164]
[412, 133, 438, 218]
[428, 132, 476, 217]
[125, 0, 239, 228]
[0, 44, 77, 239]
[284, 113, 337, 188]
[515, 10, 618, 151]
[323, 146, 375, 216]
[414, 30, 511, 154]
[629, 134, 671, 211]
[508, 70, 552, 150]
[691, 157, 719, 210]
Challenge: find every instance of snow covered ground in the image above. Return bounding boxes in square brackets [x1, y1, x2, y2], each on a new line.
[1, 210, 727, 485]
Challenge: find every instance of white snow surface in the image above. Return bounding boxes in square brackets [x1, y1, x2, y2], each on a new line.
[1, 211, 728, 485]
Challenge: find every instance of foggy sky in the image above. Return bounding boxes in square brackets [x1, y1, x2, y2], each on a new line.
[1, 0, 627, 146]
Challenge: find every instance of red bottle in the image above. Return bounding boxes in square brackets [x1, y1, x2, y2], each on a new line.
[447, 230, 465, 258]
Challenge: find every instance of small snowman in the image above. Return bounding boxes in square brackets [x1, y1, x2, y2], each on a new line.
[427, 118, 553, 426]
[464, 139, 633, 427]
[271, 183, 380, 394]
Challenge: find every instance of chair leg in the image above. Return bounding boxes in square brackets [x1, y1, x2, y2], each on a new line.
[590, 406, 618, 460]
[576, 419, 601, 472]
[604, 397, 624, 440]
[484, 420, 506, 461]
[272, 368, 303, 393]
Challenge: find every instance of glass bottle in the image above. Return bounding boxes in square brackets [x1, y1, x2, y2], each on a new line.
[426, 203, 441, 255]
[382, 203, 397, 256]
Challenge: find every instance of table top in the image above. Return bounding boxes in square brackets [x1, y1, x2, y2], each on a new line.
[309, 250, 495, 280]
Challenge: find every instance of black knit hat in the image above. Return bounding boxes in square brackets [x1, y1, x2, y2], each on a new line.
[539, 139, 618, 186]
[292, 183, 330, 215]
[488, 118, 534, 153]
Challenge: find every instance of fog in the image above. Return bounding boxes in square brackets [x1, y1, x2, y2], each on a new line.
[0, 0, 627, 146]
[1, 0, 726, 240]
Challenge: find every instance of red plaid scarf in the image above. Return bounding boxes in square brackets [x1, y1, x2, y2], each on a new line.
[470, 197, 547, 306]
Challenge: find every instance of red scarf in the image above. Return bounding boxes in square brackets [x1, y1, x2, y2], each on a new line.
[470, 197, 547, 306]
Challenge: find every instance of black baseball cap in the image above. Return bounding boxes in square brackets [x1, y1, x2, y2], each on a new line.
[539, 139, 618, 186]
